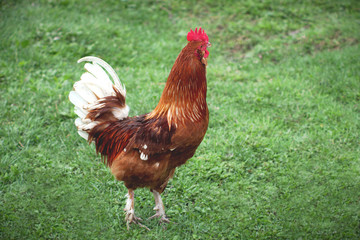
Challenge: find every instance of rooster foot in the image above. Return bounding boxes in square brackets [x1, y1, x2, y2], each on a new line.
[149, 190, 170, 224]
[124, 190, 150, 231]
[124, 210, 150, 231]
[148, 211, 170, 223]
[148, 204, 170, 223]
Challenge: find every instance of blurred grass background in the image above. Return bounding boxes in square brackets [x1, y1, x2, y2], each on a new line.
[1, 0, 360, 239]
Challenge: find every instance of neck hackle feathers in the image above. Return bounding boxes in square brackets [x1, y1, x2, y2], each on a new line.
[148, 28, 209, 128]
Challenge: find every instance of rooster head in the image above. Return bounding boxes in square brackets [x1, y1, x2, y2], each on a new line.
[187, 28, 211, 65]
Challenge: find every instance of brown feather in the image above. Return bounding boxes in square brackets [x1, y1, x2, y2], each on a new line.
[88, 40, 209, 192]
[86, 87, 126, 122]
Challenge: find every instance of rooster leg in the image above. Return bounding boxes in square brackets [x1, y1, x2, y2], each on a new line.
[148, 190, 170, 223]
[124, 189, 150, 231]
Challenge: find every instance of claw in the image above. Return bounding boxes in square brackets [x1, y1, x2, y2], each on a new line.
[125, 212, 150, 231]
[148, 212, 170, 223]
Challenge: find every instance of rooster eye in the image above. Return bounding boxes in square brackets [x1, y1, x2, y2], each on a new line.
[195, 44, 209, 59]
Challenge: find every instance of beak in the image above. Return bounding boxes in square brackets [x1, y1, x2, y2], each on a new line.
[207, 42, 211, 48]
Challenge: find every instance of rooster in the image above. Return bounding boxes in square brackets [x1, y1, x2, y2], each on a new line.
[69, 28, 210, 229]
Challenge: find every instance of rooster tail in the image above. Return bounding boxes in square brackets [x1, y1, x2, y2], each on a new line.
[69, 56, 129, 140]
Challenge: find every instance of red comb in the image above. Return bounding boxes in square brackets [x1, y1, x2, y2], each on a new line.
[187, 27, 209, 43]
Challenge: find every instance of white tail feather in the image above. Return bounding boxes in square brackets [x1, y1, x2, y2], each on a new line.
[112, 105, 130, 120]
[77, 130, 89, 140]
[74, 107, 86, 119]
[79, 72, 109, 98]
[69, 56, 129, 140]
[69, 91, 88, 108]
[73, 82, 98, 103]
[83, 63, 114, 93]
[78, 56, 126, 96]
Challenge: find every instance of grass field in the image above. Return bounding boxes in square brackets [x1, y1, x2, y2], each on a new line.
[1, 0, 360, 239]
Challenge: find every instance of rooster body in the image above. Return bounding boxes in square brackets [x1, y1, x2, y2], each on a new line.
[69, 28, 210, 228]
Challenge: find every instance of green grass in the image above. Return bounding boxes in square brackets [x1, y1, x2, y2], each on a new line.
[1, 0, 360, 239]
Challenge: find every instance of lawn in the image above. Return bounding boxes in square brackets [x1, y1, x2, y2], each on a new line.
[1, 0, 360, 239]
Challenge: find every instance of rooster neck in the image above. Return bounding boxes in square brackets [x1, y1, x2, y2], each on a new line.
[148, 44, 208, 128]
[162, 57, 207, 108]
